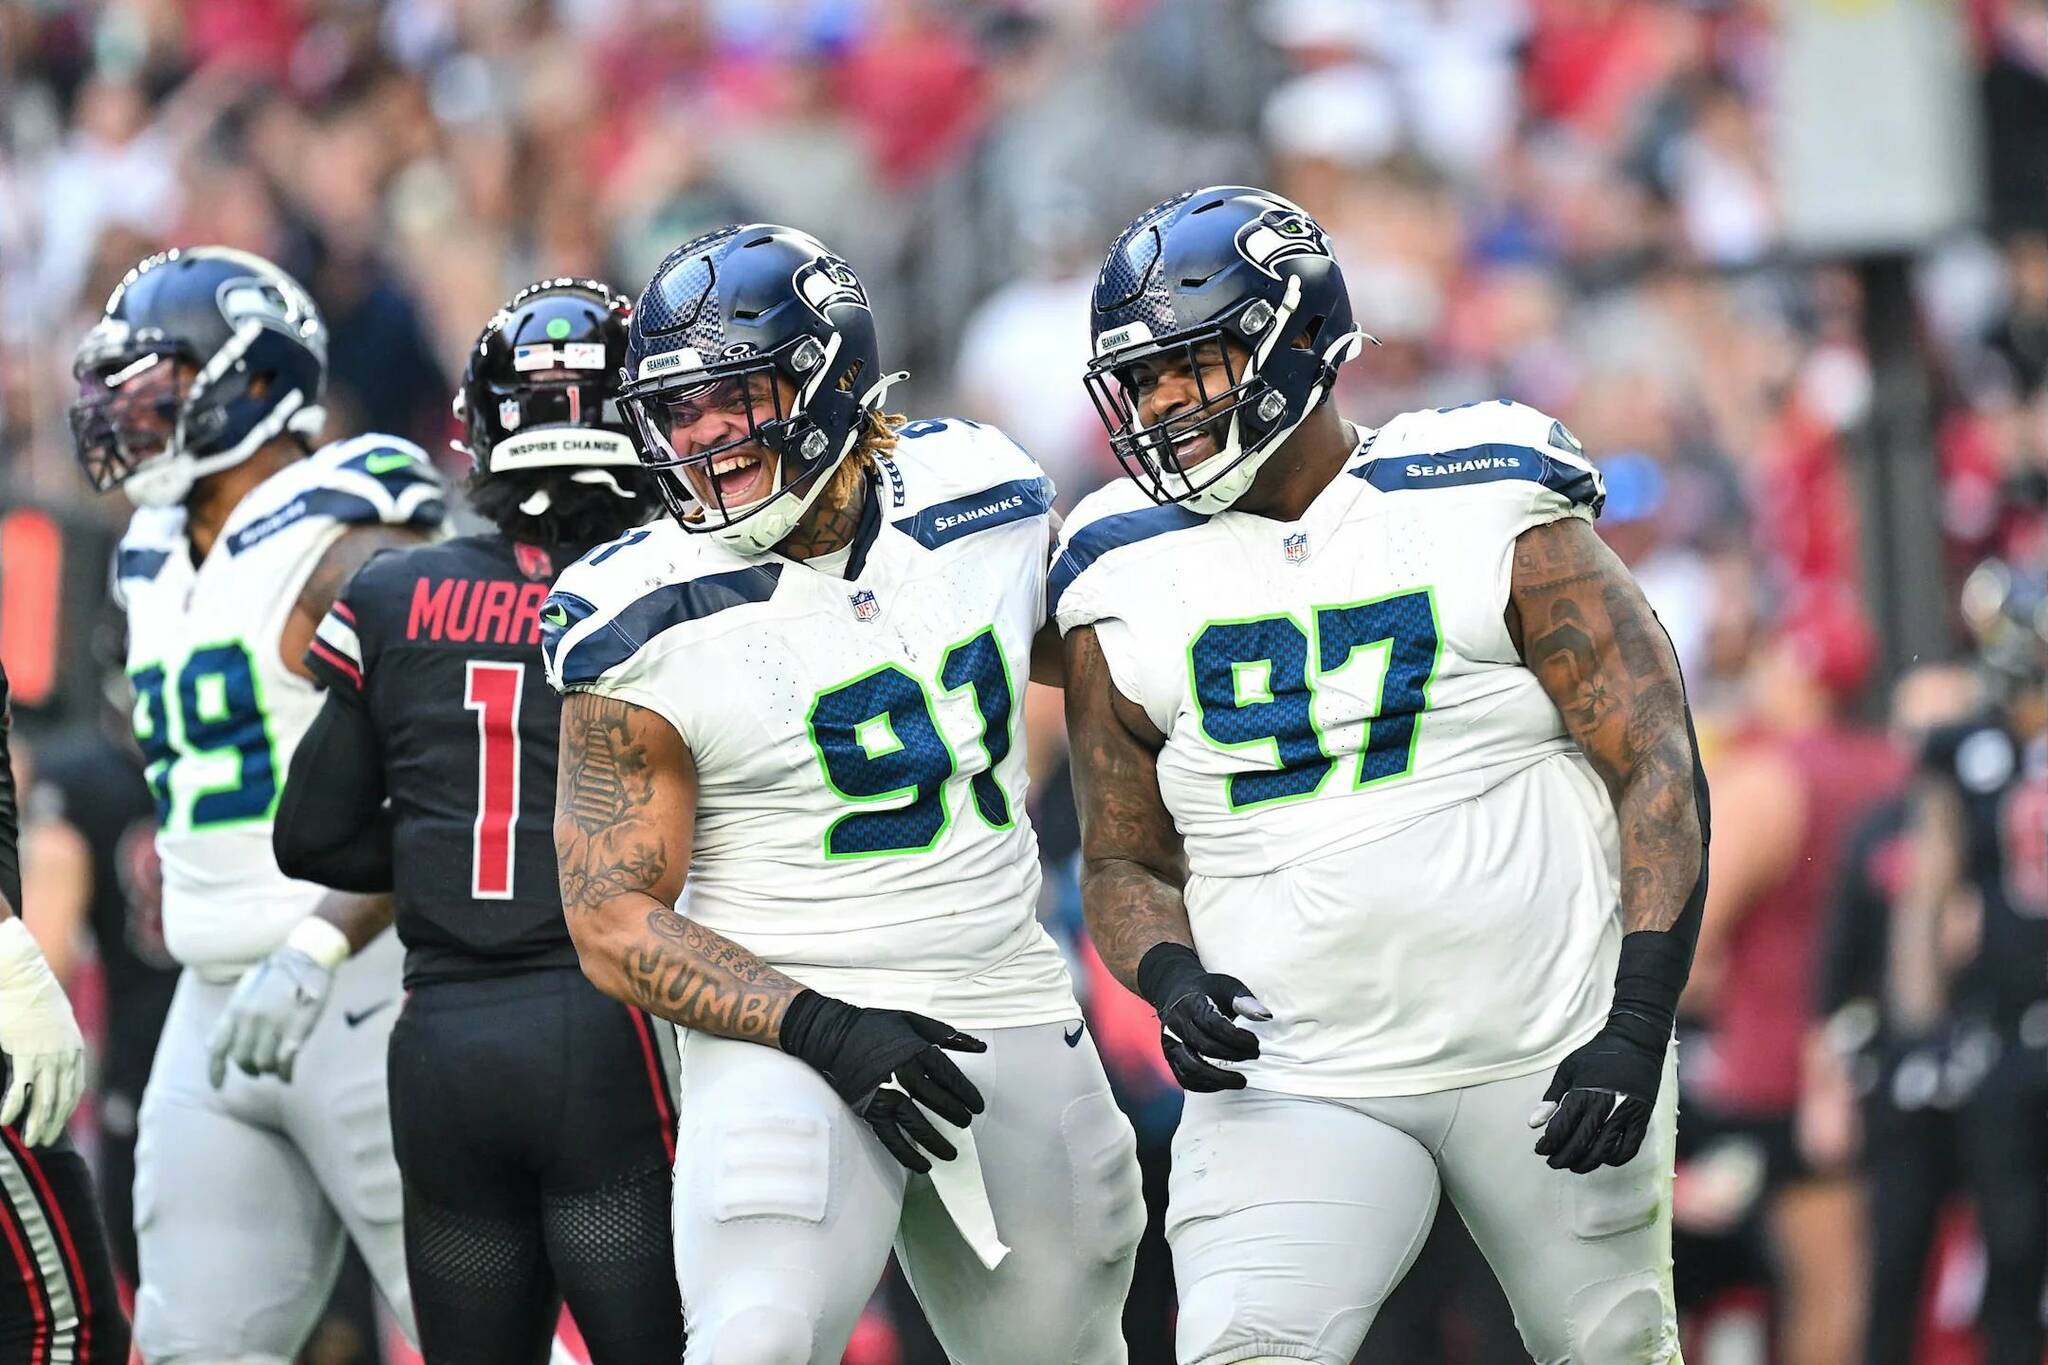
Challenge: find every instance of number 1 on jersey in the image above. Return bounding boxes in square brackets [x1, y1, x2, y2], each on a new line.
[464, 661, 524, 898]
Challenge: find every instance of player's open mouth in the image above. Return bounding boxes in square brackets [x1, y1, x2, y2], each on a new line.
[1168, 428, 1217, 468]
[700, 449, 774, 507]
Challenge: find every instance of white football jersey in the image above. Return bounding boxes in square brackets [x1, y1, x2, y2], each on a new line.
[543, 419, 1077, 1029]
[1053, 400, 1621, 1097]
[116, 435, 446, 974]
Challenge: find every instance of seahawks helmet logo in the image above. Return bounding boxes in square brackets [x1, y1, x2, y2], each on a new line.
[794, 256, 868, 318]
[218, 272, 321, 344]
[1235, 205, 1332, 280]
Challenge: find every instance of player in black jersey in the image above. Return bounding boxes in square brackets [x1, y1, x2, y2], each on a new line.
[242, 280, 682, 1363]
[0, 663, 131, 1360]
[1885, 557, 2047, 1365]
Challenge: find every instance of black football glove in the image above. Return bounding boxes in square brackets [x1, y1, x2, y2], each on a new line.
[1529, 1010, 1667, 1173]
[778, 989, 986, 1173]
[1136, 943, 1271, 1092]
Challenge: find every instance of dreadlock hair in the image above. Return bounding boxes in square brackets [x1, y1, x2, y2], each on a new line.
[814, 407, 906, 508]
[465, 464, 658, 560]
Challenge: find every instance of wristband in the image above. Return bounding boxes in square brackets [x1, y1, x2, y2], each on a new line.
[1607, 927, 1690, 1043]
[285, 916, 353, 971]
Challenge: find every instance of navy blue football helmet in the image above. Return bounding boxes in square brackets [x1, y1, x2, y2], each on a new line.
[69, 247, 328, 507]
[621, 224, 899, 553]
[1085, 187, 1366, 513]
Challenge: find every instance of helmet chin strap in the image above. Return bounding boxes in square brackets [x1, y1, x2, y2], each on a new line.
[1166, 275, 1303, 515]
[124, 319, 327, 509]
[708, 368, 907, 556]
[1179, 315, 1365, 518]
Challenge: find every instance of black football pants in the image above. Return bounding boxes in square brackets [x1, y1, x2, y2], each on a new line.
[387, 968, 682, 1364]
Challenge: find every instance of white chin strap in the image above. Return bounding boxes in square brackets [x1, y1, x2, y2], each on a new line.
[707, 368, 907, 556]
[123, 320, 326, 509]
[122, 389, 324, 509]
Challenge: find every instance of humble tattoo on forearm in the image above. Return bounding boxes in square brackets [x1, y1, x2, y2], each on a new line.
[553, 692, 800, 1041]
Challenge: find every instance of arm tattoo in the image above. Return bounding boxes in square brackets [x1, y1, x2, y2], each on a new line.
[620, 908, 794, 1041]
[560, 698, 655, 837]
[1065, 626, 1195, 991]
[552, 693, 801, 1041]
[1514, 519, 1703, 935]
[554, 695, 670, 917]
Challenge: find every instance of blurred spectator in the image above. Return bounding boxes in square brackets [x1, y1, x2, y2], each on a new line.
[1688, 609, 1901, 1365]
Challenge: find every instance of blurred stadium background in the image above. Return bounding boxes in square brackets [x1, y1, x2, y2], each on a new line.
[1, 0, 2045, 1362]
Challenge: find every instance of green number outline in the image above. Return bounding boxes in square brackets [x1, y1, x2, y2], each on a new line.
[805, 661, 960, 861]
[1184, 611, 1336, 811]
[938, 625, 1019, 832]
[129, 640, 281, 831]
[1313, 586, 1443, 790]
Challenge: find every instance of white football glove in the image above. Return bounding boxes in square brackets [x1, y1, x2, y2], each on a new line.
[207, 917, 351, 1088]
[0, 918, 85, 1147]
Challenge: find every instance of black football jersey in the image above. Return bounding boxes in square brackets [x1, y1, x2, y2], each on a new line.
[306, 533, 580, 986]
[1920, 710, 2048, 1023]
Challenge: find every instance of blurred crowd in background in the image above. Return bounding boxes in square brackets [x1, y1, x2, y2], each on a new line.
[2, 0, 2046, 1361]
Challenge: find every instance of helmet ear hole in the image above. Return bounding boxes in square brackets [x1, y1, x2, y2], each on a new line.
[1292, 314, 1327, 351]
[837, 358, 864, 393]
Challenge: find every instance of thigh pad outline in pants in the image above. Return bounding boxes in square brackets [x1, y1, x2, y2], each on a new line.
[895, 1021, 1146, 1365]
[133, 977, 344, 1361]
[1431, 1053, 1681, 1365]
[673, 1035, 905, 1365]
[1165, 1087, 1442, 1365]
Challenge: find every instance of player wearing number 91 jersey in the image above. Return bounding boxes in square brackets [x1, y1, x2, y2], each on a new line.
[542, 224, 1141, 1365]
[1058, 189, 1710, 1365]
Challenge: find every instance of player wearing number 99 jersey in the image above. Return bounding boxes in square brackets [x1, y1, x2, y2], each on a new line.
[541, 225, 1142, 1365]
[73, 247, 440, 1358]
[257, 280, 686, 1363]
[1057, 189, 1711, 1365]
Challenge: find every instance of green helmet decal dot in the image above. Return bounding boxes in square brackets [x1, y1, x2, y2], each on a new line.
[546, 317, 571, 340]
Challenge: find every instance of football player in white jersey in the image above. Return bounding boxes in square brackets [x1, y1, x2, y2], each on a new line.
[68, 247, 440, 1360]
[541, 224, 1143, 1365]
[1054, 187, 1711, 1365]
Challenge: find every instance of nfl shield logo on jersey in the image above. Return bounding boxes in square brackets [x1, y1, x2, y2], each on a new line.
[1283, 532, 1309, 564]
[849, 588, 880, 621]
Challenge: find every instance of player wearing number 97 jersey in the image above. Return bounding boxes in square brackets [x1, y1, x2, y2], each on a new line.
[1057, 189, 1710, 1365]
[542, 225, 1142, 1365]
[260, 280, 686, 1364]
[75, 247, 440, 1358]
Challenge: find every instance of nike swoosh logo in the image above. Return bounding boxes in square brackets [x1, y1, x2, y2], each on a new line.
[344, 1000, 394, 1028]
[541, 605, 569, 627]
[364, 452, 417, 475]
[1063, 1022, 1085, 1048]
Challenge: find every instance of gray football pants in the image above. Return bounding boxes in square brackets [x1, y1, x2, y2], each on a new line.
[133, 930, 412, 1362]
[1168, 1051, 1680, 1365]
[673, 1018, 1146, 1365]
